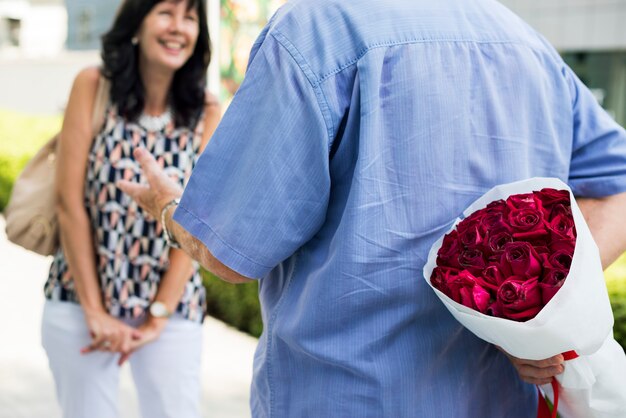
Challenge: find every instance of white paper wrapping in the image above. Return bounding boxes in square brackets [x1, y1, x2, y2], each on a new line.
[422, 177, 626, 418]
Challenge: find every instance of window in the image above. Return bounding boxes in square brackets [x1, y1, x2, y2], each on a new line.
[6, 17, 21, 47]
[563, 52, 626, 128]
[77, 8, 92, 44]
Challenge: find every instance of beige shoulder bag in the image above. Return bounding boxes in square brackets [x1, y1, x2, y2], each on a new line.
[4, 75, 110, 256]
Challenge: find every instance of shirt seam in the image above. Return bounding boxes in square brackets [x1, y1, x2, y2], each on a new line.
[266, 251, 299, 418]
[270, 30, 335, 152]
[176, 205, 275, 270]
[313, 38, 547, 84]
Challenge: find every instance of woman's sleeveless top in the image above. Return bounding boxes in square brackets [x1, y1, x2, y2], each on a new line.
[45, 104, 207, 323]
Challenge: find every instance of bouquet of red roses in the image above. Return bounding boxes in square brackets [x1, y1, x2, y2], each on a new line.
[423, 178, 626, 418]
[431, 187, 576, 321]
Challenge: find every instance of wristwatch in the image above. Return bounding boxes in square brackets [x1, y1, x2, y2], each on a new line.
[161, 198, 181, 249]
[149, 301, 172, 318]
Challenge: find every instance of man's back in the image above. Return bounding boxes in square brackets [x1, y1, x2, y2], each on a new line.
[176, 0, 626, 416]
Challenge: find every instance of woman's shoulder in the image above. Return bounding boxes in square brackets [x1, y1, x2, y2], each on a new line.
[65, 66, 104, 111]
[204, 90, 219, 110]
[194, 91, 221, 150]
[202, 90, 220, 124]
[73, 66, 102, 91]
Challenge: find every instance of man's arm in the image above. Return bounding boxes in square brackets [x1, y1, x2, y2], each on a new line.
[577, 192, 626, 269]
[117, 148, 254, 284]
[164, 205, 254, 283]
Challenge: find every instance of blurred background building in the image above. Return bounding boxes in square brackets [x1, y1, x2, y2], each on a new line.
[65, 0, 120, 50]
[0, 0, 65, 57]
[0, 0, 624, 123]
[500, 0, 626, 127]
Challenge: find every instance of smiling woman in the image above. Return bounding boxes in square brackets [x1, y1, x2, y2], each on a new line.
[102, 0, 211, 126]
[38, 1, 221, 418]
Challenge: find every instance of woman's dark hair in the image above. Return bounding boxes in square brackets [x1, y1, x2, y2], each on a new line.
[101, 0, 210, 128]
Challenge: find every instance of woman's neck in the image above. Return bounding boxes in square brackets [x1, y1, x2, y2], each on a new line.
[139, 60, 174, 116]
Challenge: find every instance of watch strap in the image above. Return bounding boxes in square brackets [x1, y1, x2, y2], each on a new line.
[160, 198, 181, 249]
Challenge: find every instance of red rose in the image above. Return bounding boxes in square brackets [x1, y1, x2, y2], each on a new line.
[487, 301, 503, 318]
[533, 245, 551, 255]
[486, 199, 507, 211]
[508, 208, 549, 243]
[448, 270, 491, 313]
[506, 193, 541, 211]
[550, 238, 576, 255]
[481, 264, 506, 291]
[456, 216, 480, 236]
[540, 268, 568, 305]
[430, 266, 459, 297]
[500, 242, 542, 279]
[547, 202, 573, 220]
[535, 188, 570, 212]
[459, 223, 485, 248]
[437, 230, 462, 269]
[458, 248, 486, 275]
[497, 277, 542, 321]
[547, 212, 576, 240]
[480, 212, 512, 235]
[548, 250, 573, 270]
[488, 231, 513, 253]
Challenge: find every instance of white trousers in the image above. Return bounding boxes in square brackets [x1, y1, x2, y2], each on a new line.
[41, 300, 203, 418]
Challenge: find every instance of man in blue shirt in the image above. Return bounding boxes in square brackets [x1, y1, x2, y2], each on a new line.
[119, 0, 626, 416]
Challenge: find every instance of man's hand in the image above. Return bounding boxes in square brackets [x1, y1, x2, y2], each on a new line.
[498, 346, 565, 385]
[119, 147, 255, 284]
[117, 148, 183, 220]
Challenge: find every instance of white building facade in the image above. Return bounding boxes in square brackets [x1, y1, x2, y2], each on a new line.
[500, 0, 626, 126]
[0, 0, 66, 57]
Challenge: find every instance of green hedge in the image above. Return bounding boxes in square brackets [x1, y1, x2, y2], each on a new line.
[202, 270, 263, 337]
[606, 254, 626, 350]
[609, 281, 626, 350]
[0, 109, 61, 211]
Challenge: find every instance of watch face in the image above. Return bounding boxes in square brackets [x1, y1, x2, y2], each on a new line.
[150, 302, 169, 318]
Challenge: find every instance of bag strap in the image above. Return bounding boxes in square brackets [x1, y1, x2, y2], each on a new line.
[90, 75, 110, 136]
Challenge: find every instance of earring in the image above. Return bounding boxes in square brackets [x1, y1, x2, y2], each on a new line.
[131, 36, 138, 45]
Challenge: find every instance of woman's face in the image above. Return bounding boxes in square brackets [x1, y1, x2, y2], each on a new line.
[136, 0, 200, 73]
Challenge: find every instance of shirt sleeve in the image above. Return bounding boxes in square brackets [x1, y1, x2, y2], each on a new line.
[565, 65, 626, 197]
[173, 32, 331, 279]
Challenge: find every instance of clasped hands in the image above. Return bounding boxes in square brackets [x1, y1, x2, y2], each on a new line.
[80, 308, 168, 366]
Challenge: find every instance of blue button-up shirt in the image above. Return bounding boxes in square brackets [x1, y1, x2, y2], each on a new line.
[174, 0, 626, 416]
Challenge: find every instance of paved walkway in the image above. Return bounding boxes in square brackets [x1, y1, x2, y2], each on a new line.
[0, 216, 257, 418]
[0, 51, 100, 115]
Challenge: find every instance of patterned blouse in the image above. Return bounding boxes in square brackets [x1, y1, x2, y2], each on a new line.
[45, 104, 207, 323]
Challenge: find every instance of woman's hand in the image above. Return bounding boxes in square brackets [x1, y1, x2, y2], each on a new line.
[498, 346, 565, 385]
[80, 309, 142, 355]
[118, 316, 168, 365]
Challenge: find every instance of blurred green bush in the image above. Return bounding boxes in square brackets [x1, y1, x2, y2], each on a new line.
[202, 270, 263, 337]
[0, 109, 61, 210]
[606, 254, 626, 351]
